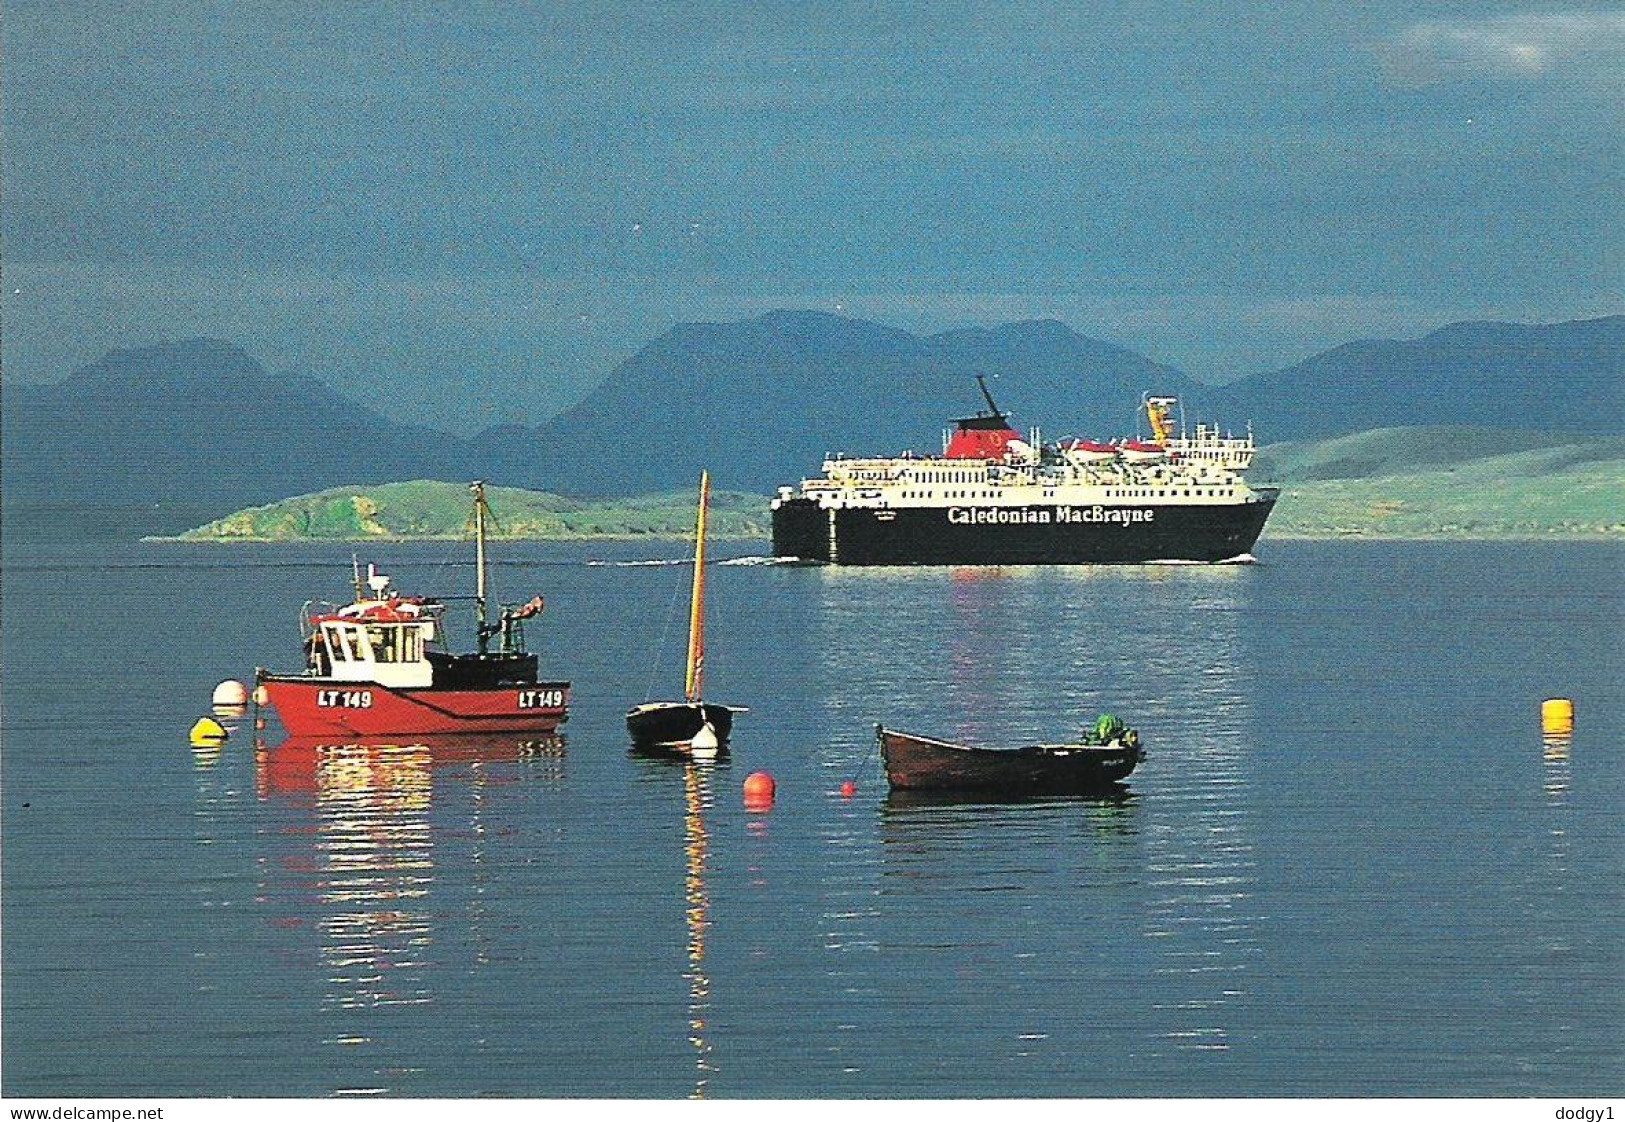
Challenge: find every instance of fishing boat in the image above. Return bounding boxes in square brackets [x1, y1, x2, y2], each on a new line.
[626, 471, 743, 752]
[876, 720, 1143, 794]
[256, 482, 570, 737]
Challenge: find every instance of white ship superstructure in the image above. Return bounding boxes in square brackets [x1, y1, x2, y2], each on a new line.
[777, 395, 1267, 513]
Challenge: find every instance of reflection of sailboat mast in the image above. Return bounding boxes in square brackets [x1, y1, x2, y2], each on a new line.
[683, 764, 715, 1097]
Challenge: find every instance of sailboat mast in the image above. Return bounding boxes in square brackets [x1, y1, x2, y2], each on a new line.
[684, 471, 710, 702]
[472, 480, 490, 655]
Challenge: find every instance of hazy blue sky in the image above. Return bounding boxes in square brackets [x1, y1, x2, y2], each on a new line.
[4, 2, 1620, 430]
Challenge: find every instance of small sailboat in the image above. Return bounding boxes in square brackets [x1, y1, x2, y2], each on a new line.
[626, 471, 743, 753]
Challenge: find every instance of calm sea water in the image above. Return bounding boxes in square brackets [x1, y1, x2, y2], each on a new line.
[2, 535, 1621, 1098]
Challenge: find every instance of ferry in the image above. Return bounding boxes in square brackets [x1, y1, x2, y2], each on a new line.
[770, 380, 1278, 565]
[256, 482, 571, 736]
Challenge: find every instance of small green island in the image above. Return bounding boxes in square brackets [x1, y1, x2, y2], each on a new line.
[168, 481, 771, 542]
[168, 428, 1625, 543]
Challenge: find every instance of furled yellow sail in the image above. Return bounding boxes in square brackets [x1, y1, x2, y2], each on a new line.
[684, 471, 710, 702]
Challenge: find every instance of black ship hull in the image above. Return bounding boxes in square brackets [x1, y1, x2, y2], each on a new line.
[771, 493, 1278, 565]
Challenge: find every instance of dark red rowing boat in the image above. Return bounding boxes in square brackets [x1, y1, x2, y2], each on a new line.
[877, 724, 1143, 794]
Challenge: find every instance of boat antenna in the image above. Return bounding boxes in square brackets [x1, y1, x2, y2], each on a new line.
[351, 553, 363, 601]
[471, 480, 490, 654]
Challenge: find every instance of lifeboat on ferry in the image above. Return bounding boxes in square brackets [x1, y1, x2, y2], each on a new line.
[1119, 440, 1167, 464]
[1061, 438, 1119, 464]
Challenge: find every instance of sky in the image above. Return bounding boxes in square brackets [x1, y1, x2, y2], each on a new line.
[3, 1, 1620, 432]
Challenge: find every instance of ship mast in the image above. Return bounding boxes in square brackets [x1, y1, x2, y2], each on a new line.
[471, 480, 491, 654]
[684, 471, 710, 703]
[975, 374, 1007, 420]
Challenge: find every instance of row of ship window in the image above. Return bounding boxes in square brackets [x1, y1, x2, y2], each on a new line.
[901, 491, 996, 499]
[1107, 489, 1236, 498]
[890, 488, 1238, 500]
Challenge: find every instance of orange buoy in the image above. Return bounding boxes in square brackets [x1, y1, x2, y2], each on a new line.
[839, 780, 857, 798]
[743, 771, 776, 808]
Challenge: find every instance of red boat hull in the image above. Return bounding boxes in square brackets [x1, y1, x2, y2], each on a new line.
[260, 676, 570, 736]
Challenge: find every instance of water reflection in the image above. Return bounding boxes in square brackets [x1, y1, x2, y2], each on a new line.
[883, 786, 1138, 817]
[681, 764, 716, 1098]
[1542, 731, 1572, 801]
[623, 749, 724, 1096]
[813, 562, 1262, 1068]
[250, 733, 564, 1086]
[1541, 731, 1574, 907]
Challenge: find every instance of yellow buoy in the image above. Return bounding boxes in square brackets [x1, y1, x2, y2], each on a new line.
[1541, 698, 1574, 734]
[189, 717, 228, 746]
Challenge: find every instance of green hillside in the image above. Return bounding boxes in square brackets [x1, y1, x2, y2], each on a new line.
[1261, 435, 1625, 540]
[1251, 427, 1625, 482]
[172, 480, 770, 542]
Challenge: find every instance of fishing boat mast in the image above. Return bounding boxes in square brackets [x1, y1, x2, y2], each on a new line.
[472, 480, 491, 654]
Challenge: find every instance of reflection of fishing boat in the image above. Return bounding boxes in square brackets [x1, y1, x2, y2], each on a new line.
[877, 722, 1143, 794]
[627, 472, 744, 752]
[257, 482, 570, 737]
[255, 733, 566, 797]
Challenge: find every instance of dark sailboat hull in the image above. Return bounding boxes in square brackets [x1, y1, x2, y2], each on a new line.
[878, 726, 1143, 794]
[626, 702, 736, 749]
[772, 493, 1277, 565]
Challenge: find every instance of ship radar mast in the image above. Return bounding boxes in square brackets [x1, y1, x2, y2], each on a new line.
[1144, 394, 1178, 444]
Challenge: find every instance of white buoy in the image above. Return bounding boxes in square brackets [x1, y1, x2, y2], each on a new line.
[212, 679, 248, 707]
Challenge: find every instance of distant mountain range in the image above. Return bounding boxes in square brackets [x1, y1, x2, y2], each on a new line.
[477, 311, 1195, 496]
[2, 339, 464, 531]
[4, 312, 1620, 533]
[1205, 317, 1623, 440]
